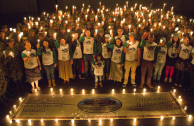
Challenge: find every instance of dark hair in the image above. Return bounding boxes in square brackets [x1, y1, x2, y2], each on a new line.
[171, 37, 180, 48]
[95, 53, 103, 61]
[115, 38, 123, 47]
[117, 27, 123, 31]
[185, 36, 191, 42]
[42, 39, 55, 53]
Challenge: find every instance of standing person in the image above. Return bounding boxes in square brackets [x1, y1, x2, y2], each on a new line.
[54, 36, 74, 84]
[22, 42, 42, 92]
[111, 27, 128, 45]
[175, 36, 192, 88]
[189, 46, 194, 89]
[100, 34, 112, 79]
[92, 54, 104, 88]
[123, 32, 141, 87]
[4, 39, 23, 90]
[79, 29, 97, 77]
[139, 33, 160, 89]
[164, 33, 180, 83]
[71, 33, 85, 79]
[108, 38, 124, 84]
[153, 37, 167, 85]
[37, 39, 57, 87]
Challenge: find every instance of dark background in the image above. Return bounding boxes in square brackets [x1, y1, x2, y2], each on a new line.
[0, 0, 194, 27]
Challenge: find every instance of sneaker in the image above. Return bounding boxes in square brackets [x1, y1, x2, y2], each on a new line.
[122, 84, 127, 87]
[99, 82, 103, 87]
[164, 77, 168, 82]
[95, 83, 98, 88]
[37, 87, 41, 90]
[131, 80, 136, 85]
[131, 84, 137, 87]
[174, 83, 178, 87]
[169, 78, 172, 83]
[78, 74, 85, 79]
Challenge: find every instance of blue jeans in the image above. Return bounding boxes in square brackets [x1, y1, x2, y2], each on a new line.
[95, 76, 102, 83]
[153, 62, 165, 81]
[84, 54, 93, 75]
[43, 64, 55, 80]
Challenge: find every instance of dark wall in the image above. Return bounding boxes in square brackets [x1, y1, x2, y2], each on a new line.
[0, 0, 194, 26]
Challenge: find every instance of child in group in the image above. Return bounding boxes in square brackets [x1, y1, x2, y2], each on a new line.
[22, 42, 42, 92]
[37, 38, 57, 87]
[108, 38, 124, 84]
[175, 36, 192, 88]
[92, 54, 104, 88]
[153, 37, 167, 85]
[123, 32, 140, 87]
[100, 34, 112, 79]
[165, 33, 180, 83]
[79, 29, 97, 77]
[54, 36, 74, 84]
[139, 32, 160, 89]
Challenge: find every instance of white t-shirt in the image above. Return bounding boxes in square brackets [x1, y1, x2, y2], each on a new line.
[83, 37, 94, 54]
[58, 43, 70, 61]
[179, 44, 192, 60]
[111, 45, 123, 63]
[93, 61, 104, 76]
[22, 49, 38, 69]
[143, 42, 157, 61]
[101, 43, 111, 59]
[73, 40, 82, 59]
[125, 40, 139, 61]
[156, 46, 167, 63]
[42, 49, 54, 65]
[168, 43, 179, 58]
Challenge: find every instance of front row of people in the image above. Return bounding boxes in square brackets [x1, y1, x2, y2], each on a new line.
[21, 30, 193, 92]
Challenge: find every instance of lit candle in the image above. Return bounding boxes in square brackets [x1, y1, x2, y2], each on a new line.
[54, 33, 57, 38]
[95, 29, 98, 34]
[112, 89, 115, 94]
[67, 29, 70, 33]
[160, 116, 164, 120]
[24, 17, 27, 20]
[28, 119, 31, 125]
[10, 28, 12, 31]
[9, 52, 14, 58]
[50, 19, 53, 24]
[55, 5, 58, 11]
[37, 39, 40, 44]
[55, 119, 58, 123]
[82, 89, 85, 95]
[13, 29, 16, 33]
[59, 89, 63, 94]
[16, 119, 20, 123]
[70, 88, 74, 95]
[92, 89, 95, 94]
[122, 89, 126, 94]
[71, 119, 74, 124]
[19, 97, 22, 103]
[172, 117, 176, 120]
[50, 88, 53, 93]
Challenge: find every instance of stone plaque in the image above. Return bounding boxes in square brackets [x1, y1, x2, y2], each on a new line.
[13, 92, 187, 120]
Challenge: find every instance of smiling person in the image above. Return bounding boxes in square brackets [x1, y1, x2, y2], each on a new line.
[123, 32, 141, 87]
[54, 36, 73, 84]
[139, 32, 160, 89]
[37, 38, 57, 87]
[108, 38, 124, 84]
[22, 42, 42, 92]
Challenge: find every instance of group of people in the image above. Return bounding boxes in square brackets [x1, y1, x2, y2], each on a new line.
[0, 3, 193, 95]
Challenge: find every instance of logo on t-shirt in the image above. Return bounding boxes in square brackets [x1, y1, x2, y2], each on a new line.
[62, 49, 69, 52]
[86, 41, 91, 44]
[115, 49, 122, 54]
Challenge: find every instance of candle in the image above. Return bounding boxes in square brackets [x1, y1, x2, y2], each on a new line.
[112, 89, 115, 94]
[9, 28, 12, 31]
[82, 89, 85, 95]
[66, 6, 68, 10]
[50, 88, 53, 93]
[95, 29, 98, 34]
[54, 33, 57, 38]
[55, 5, 58, 10]
[37, 39, 40, 44]
[92, 89, 95, 94]
[122, 89, 126, 94]
[50, 19, 53, 24]
[67, 29, 70, 33]
[9, 52, 14, 58]
[70, 88, 74, 95]
[24, 17, 27, 20]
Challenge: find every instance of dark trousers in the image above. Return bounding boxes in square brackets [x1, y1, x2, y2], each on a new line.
[104, 58, 111, 74]
[141, 60, 154, 85]
[73, 58, 82, 75]
[84, 54, 94, 75]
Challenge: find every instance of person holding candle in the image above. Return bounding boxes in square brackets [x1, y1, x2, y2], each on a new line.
[153, 37, 167, 85]
[100, 34, 112, 79]
[54, 36, 74, 84]
[92, 54, 104, 88]
[36, 38, 57, 87]
[79, 29, 97, 78]
[175, 36, 192, 89]
[123, 32, 141, 87]
[71, 33, 85, 79]
[111, 27, 128, 45]
[4, 39, 23, 91]
[21, 42, 42, 92]
[108, 38, 124, 84]
[164, 33, 180, 83]
[139, 32, 160, 89]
